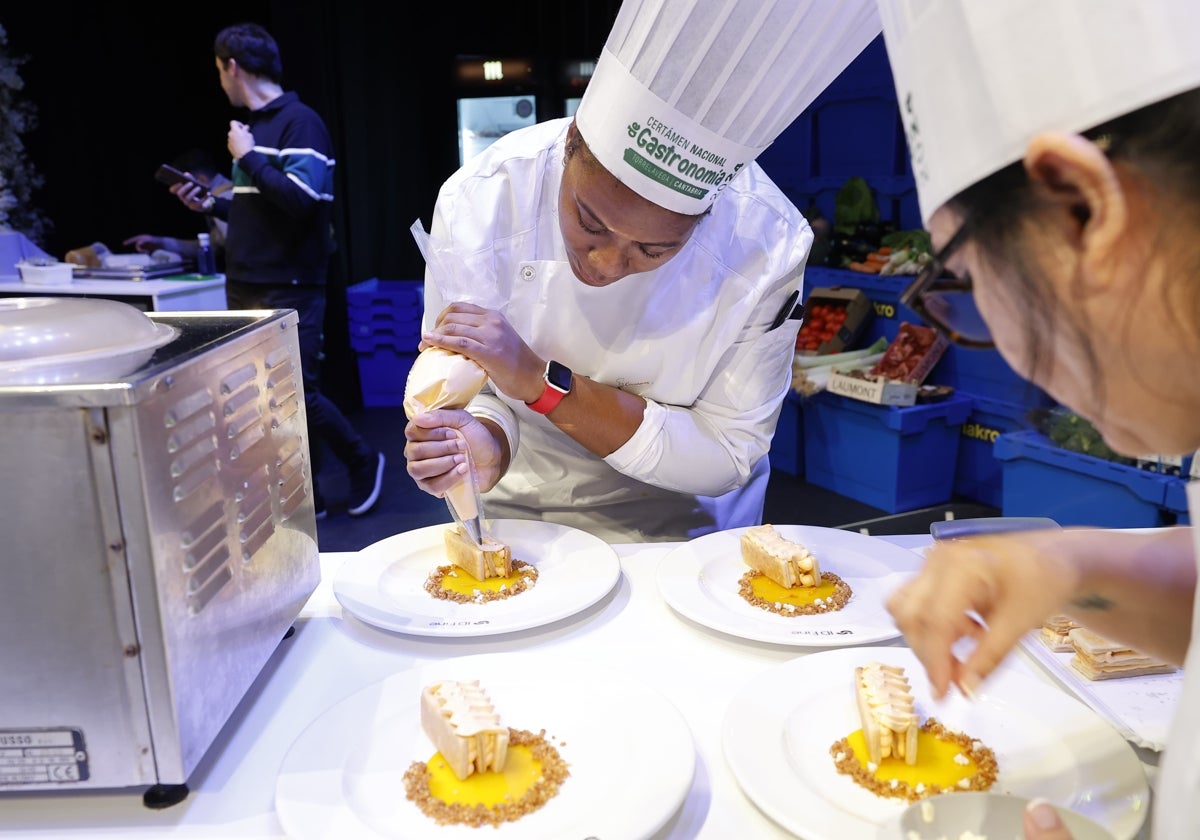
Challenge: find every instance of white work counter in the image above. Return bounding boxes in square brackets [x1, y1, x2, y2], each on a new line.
[0, 535, 1160, 839]
[0, 275, 226, 312]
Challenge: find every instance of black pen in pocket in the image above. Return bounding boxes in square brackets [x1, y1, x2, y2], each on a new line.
[769, 288, 805, 331]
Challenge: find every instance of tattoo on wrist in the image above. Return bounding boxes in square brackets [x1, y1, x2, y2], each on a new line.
[1071, 594, 1114, 612]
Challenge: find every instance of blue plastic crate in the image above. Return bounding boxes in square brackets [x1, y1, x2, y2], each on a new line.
[802, 391, 972, 513]
[346, 277, 423, 309]
[953, 394, 1043, 507]
[994, 430, 1174, 527]
[769, 391, 805, 477]
[802, 267, 921, 344]
[354, 346, 418, 408]
[1162, 477, 1193, 526]
[930, 345, 1055, 408]
[349, 328, 420, 355]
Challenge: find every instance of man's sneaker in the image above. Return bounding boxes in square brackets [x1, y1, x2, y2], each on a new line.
[348, 451, 385, 516]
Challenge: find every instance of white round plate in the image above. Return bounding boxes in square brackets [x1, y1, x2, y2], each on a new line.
[333, 519, 621, 637]
[656, 525, 921, 646]
[275, 653, 696, 840]
[722, 646, 1149, 840]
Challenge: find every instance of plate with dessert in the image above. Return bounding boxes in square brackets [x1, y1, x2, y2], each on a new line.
[274, 652, 695, 839]
[334, 519, 621, 637]
[655, 524, 922, 646]
[722, 646, 1149, 840]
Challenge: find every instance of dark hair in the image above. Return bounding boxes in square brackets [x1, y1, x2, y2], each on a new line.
[948, 86, 1200, 393]
[214, 22, 283, 84]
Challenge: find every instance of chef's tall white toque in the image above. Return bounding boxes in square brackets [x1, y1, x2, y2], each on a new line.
[575, 0, 881, 216]
[876, 0, 1200, 225]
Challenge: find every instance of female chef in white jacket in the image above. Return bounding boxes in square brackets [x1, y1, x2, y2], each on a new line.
[400, 0, 882, 543]
[873, 2, 1200, 837]
[403, 116, 810, 543]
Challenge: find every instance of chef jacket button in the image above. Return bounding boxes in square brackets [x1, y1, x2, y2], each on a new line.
[521, 265, 535, 280]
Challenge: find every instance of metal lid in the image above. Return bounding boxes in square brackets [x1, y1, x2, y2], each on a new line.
[0, 297, 177, 385]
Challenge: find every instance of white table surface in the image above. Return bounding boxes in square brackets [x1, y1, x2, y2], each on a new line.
[0, 534, 1160, 839]
[0, 275, 226, 311]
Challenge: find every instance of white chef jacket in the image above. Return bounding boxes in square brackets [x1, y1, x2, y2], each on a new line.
[424, 118, 812, 543]
[1154, 481, 1200, 838]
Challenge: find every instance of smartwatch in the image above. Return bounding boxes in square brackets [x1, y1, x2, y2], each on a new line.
[526, 360, 573, 415]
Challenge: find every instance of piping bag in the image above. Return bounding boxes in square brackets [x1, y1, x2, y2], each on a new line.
[405, 219, 493, 545]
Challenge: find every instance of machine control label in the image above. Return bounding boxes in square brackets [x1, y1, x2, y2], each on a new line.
[0, 728, 89, 785]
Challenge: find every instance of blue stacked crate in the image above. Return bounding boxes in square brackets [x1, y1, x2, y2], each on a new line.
[802, 391, 972, 513]
[346, 278, 423, 407]
[801, 266, 919, 344]
[1163, 477, 1193, 526]
[993, 431, 1175, 528]
[951, 395, 1046, 508]
[769, 391, 805, 477]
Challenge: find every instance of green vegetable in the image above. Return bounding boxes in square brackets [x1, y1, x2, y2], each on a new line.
[793, 337, 888, 369]
[833, 177, 880, 236]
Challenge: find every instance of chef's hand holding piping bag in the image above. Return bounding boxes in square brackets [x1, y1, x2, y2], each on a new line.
[403, 220, 500, 546]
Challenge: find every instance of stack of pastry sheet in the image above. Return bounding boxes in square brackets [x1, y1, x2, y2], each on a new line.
[420, 680, 509, 780]
[854, 661, 919, 765]
[1040, 614, 1080, 652]
[740, 524, 822, 588]
[1068, 627, 1178, 681]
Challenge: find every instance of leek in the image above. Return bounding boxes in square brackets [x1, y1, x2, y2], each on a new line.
[793, 336, 888, 369]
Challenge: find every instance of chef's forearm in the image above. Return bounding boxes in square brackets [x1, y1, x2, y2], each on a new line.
[1057, 527, 1197, 665]
[545, 375, 646, 457]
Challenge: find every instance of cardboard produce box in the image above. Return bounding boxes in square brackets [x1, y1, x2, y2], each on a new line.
[825, 323, 949, 406]
[794, 287, 872, 355]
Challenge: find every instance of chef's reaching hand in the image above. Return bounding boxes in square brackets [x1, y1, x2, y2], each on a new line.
[420, 303, 548, 404]
[404, 408, 507, 500]
[884, 532, 1077, 701]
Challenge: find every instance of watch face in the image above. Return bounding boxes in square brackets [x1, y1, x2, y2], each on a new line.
[546, 360, 573, 393]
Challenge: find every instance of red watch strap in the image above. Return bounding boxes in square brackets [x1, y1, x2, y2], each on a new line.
[526, 381, 567, 414]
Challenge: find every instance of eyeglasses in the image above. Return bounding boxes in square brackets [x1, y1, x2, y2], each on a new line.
[898, 222, 994, 349]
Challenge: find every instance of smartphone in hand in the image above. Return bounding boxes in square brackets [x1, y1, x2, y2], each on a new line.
[154, 164, 209, 195]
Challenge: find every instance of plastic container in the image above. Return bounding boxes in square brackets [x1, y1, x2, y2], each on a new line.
[930, 343, 1056, 408]
[953, 393, 1043, 507]
[801, 390, 971, 513]
[994, 430, 1175, 527]
[1162, 477, 1192, 526]
[352, 340, 418, 408]
[16, 259, 74, 286]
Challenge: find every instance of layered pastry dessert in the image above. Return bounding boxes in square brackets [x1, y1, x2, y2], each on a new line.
[830, 661, 998, 802]
[1040, 614, 1080, 652]
[737, 524, 852, 615]
[424, 525, 538, 604]
[1068, 627, 1177, 681]
[404, 679, 570, 827]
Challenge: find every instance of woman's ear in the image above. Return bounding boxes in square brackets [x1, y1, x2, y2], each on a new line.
[1024, 132, 1129, 271]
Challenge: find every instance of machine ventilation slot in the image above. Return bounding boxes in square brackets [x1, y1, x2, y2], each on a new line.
[169, 434, 218, 479]
[275, 435, 301, 467]
[240, 516, 274, 562]
[236, 464, 275, 565]
[187, 544, 232, 595]
[164, 388, 215, 428]
[187, 565, 233, 616]
[172, 455, 220, 502]
[264, 347, 291, 369]
[166, 410, 216, 454]
[220, 363, 257, 395]
[181, 521, 227, 572]
[266, 359, 296, 389]
[229, 420, 267, 461]
[278, 445, 308, 518]
[179, 501, 225, 548]
[222, 385, 259, 417]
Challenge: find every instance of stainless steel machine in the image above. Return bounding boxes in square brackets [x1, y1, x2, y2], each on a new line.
[0, 306, 320, 805]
